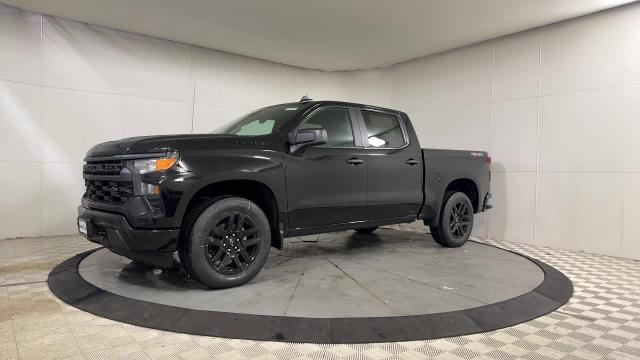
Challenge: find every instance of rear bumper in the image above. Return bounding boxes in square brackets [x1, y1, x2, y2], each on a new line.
[77, 206, 179, 267]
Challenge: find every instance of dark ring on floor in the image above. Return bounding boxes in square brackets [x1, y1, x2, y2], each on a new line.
[48, 242, 573, 344]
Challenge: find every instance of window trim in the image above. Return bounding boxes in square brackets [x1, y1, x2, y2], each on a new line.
[290, 106, 363, 149]
[357, 108, 410, 150]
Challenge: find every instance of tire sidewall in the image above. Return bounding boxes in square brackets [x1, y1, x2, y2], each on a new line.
[440, 192, 474, 247]
[187, 197, 271, 288]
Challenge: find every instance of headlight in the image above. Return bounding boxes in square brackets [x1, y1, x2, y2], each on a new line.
[132, 152, 179, 174]
[129, 151, 179, 199]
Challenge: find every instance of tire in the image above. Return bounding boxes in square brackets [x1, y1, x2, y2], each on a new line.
[178, 196, 229, 279]
[355, 226, 378, 234]
[179, 196, 271, 289]
[429, 191, 474, 248]
[429, 226, 444, 245]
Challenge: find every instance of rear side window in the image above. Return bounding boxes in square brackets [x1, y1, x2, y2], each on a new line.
[362, 111, 406, 148]
[300, 108, 354, 147]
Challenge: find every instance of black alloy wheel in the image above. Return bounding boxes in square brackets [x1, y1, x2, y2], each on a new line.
[180, 197, 271, 289]
[448, 201, 471, 240]
[430, 191, 474, 248]
[205, 212, 261, 275]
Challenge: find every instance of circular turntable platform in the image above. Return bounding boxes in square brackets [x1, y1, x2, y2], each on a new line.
[49, 228, 572, 343]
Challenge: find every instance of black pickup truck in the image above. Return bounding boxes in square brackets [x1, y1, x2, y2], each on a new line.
[78, 98, 492, 288]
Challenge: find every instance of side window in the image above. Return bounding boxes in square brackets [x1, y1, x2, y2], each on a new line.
[362, 111, 406, 148]
[300, 108, 354, 147]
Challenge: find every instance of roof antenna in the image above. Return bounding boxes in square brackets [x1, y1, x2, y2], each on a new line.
[299, 95, 312, 103]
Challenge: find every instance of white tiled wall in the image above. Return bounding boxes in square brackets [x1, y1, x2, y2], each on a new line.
[0, 4, 387, 240]
[0, 162, 41, 239]
[492, 30, 540, 102]
[539, 5, 640, 96]
[411, 104, 491, 152]
[42, 17, 193, 102]
[390, 3, 640, 259]
[40, 162, 85, 236]
[490, 98, 538, 172]
[0, 6, 41, 84]
[2, 2, 639, 260]
[391, 43, 493, 114]
[538, 84, 640, 172]
[0, 81, 42, 163]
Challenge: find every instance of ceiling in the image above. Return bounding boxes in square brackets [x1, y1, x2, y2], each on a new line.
[2, 0, 636, 71]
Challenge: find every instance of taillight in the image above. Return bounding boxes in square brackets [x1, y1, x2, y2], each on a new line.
[487, 156, 492, 183]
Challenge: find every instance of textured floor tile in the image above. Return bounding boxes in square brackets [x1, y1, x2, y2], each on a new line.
[0, 329, 18, 360]
[137, 332, 203, 359]
[0, 350, 18, 360]
[74, 326, 138, 353]
[84, 343, 150, 360]
[17, 336, 84, 360]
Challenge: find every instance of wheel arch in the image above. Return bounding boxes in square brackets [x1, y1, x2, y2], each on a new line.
[444, 178, 479, 212]
[180, 179, 282, 249]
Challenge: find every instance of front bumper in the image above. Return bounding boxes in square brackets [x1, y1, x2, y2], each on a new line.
[77, 206, 179, 267]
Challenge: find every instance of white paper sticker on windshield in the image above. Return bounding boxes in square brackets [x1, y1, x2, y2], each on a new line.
[285, 107, 298, 111]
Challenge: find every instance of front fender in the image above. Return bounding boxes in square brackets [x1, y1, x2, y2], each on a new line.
[173, 149, 286, 222]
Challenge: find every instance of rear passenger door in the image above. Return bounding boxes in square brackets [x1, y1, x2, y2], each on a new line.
[357, 110, 423, 220]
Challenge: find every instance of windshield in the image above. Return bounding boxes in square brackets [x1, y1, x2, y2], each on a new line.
[211, 104, 306, 136]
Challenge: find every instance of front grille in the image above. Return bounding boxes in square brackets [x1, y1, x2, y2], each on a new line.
[84, 180, 134, 204]
[83, 160, 125, 176]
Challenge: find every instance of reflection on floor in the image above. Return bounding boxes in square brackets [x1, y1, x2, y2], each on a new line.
[78, 230, 544, 318]
[1, 224, 639, 360]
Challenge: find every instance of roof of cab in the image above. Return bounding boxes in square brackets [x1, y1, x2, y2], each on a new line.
[298, 100, 406, 116]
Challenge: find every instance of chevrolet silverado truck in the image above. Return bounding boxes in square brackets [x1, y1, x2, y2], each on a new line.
[78, 98, 492, 288]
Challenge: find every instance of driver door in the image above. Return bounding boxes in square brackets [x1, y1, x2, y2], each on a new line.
[284, 107, 368, 230]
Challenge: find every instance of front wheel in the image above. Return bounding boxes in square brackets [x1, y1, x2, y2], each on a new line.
[430, 191, 474, 248]
[180, 197, 271, 289]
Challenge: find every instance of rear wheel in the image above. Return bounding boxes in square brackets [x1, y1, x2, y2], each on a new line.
[180, 197, 271, 288]
[355, 226, 378, 234]
[430, 191, 474, 248]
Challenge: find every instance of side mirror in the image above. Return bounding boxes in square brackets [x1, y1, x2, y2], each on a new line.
[289, 128, 328, 153]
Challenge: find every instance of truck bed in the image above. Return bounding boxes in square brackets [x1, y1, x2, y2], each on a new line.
[420, 148, 491, 226]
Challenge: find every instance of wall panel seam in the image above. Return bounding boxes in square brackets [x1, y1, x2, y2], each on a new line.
[534, 29, 542, 246]
[487, 41, 495, 240]
[539, 81, 640, 98]
[189, 45, 195, 134]
[38, 13, 45, 237]
[190, 82, 196, 134]
[0, 78, 41, 88]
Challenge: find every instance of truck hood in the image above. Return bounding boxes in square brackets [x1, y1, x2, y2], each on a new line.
[85, 134, 242, 158]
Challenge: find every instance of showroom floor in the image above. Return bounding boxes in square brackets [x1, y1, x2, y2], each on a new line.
[55, 228, 564, 343]
[1, 226, 639, 360]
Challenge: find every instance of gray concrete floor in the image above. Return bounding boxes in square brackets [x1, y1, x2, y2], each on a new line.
[78, 228, 544, 318]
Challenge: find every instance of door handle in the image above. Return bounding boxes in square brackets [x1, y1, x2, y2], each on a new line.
[405, 158, 419, 165]
[346, 157, 364, 165]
